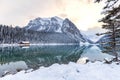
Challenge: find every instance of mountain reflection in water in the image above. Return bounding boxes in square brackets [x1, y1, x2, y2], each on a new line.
[0, 45, 119, 77]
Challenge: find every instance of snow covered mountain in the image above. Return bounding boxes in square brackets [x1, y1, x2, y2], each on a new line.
[96, 35, 109, 44]
[25, 16, 63, 33]
[25, 16, 91, 43]
[81, 27, 106, 43]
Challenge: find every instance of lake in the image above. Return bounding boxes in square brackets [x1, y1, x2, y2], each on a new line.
[0, 44, 118, 77]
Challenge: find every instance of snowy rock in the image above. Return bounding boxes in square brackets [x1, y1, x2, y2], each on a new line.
[76, 57, 89, 64]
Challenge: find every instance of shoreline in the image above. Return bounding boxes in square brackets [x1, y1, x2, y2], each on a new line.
[0, 43, 96, 47]
[0, 61, 120, 80]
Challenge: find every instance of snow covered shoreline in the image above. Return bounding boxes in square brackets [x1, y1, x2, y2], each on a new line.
[0, 44, 18, 47]
[0, 43, 79, 48]
[0, 61, 120, 80]
[0, 43, 94, 47]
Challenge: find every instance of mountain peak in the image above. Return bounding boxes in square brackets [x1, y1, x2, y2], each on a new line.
[51, 16, 63, 21]
[24, 16, 91, 43]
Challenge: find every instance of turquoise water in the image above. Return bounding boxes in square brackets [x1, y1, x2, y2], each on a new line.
[0, 45, 117, 77]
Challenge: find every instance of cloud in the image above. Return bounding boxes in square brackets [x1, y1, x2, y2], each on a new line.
[0, 0, 104, 31]
[59, 13, 68, 18]
[53, 0, 104, 30]
[0, 0, 58, 26]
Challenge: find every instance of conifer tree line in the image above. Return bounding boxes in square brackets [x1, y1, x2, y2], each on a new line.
[95, 0, 120, 60]
[0, 25, 45, 43]
[0, 25, 77, 44]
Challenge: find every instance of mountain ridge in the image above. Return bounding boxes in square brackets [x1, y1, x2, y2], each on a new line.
[25, 16, 93, 43]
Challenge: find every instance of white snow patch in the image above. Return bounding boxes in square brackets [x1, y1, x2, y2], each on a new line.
[0, 61, 28, 77]
[0, 43, 79, 47]
[0, 44, 18, 47]
[30, 43, 78, 46]
[77, 57, 89, 64]
[1, 62, 120, 80]
[53, 16, 63, 26]
[80, 42, 90, 46]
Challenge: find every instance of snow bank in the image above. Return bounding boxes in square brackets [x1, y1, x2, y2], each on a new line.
[0, 44, 18, 47]
[30, 43, 79, 46]
[0, 61, 28, 77]
[0, 43, 79, 47]
[1, 62, 120, 80]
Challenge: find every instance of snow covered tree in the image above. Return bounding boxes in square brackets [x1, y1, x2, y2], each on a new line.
[95, 0, 120, 61]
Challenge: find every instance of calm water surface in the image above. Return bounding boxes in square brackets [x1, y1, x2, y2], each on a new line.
[0, 45, 119, 77]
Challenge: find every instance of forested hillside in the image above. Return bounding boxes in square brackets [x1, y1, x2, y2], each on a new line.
[0, 25, 78, 44]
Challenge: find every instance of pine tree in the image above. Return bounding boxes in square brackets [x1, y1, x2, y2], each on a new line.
[96, 0, 120, 61]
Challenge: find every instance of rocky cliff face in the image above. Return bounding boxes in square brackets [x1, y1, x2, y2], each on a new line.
[25, 16, 91, 43]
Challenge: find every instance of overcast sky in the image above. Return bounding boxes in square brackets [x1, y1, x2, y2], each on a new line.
[0, 0, 105, 31]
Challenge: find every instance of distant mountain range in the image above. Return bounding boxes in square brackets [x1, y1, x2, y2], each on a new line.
[96, 35, 110, 44]
[25, 16, 93, 44]
[81, 27, 106, 43]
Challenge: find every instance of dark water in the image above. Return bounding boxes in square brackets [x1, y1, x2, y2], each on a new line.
[0, 45, 119, 77]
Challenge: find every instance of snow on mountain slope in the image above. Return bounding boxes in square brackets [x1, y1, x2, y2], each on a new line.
[25, 16, 63, 33]
[61, 18, 86, 42]
[96, 35, 110, 44]
[25, 16, 91, 43]
[81, 27, 106, 43]
[80, 32, 94, 44]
